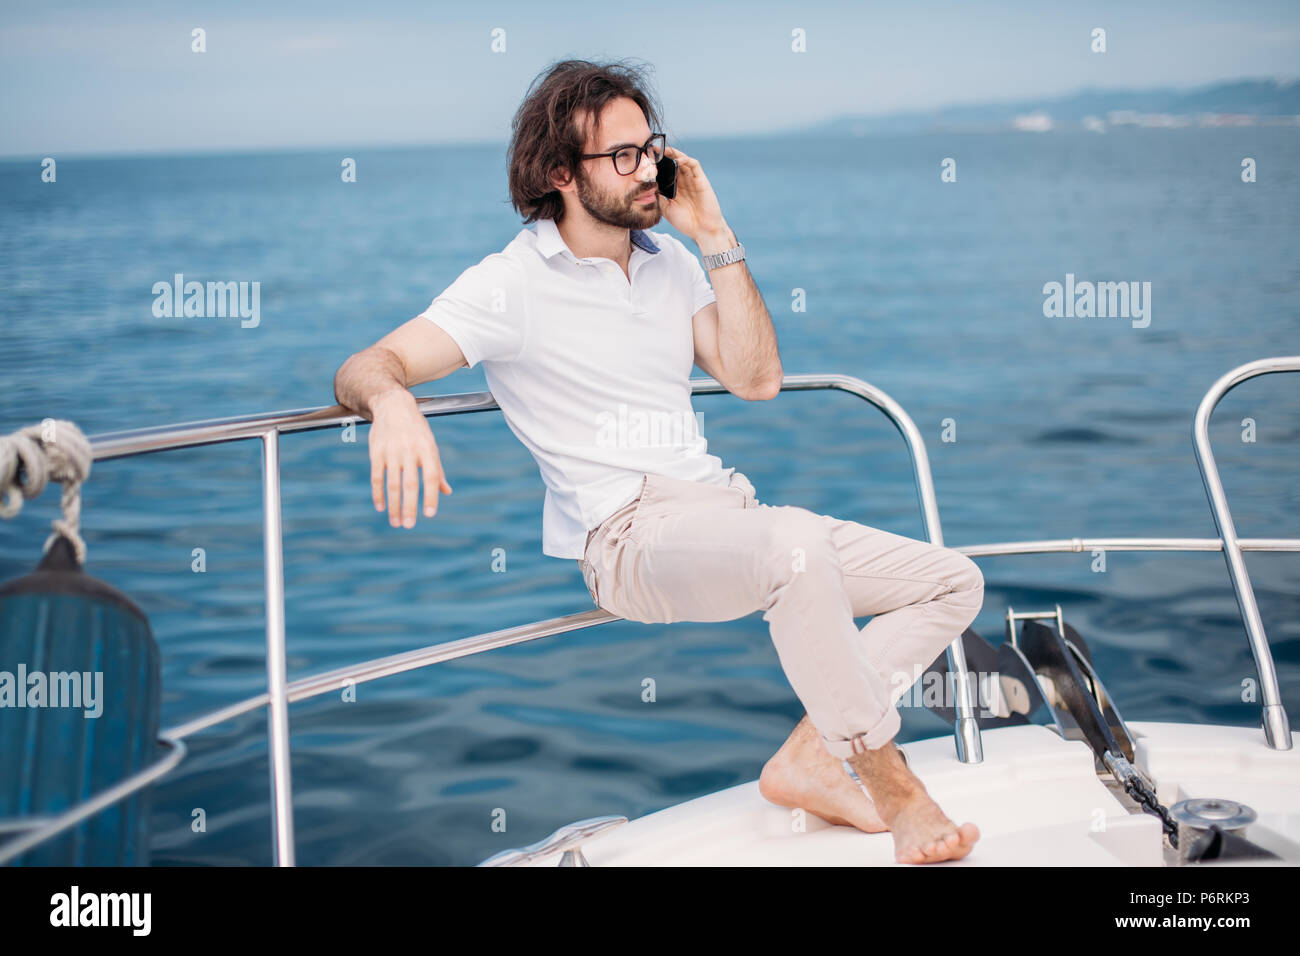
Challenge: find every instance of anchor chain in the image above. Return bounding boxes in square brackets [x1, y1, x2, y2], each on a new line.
[1120, 765, 1179, 849]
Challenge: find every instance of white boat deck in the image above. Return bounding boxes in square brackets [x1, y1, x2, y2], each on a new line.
[572, 722, 1300, 866]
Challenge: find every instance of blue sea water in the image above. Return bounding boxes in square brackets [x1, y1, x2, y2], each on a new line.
[1, 128, 1297, 865]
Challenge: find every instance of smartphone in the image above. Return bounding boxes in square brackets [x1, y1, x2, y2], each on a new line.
[656, 156, 678, 200]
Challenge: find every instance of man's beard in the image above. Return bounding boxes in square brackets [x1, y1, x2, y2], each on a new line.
[575, 167, 661, 230]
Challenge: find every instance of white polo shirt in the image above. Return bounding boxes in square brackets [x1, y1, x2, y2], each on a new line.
[419, 217, 735, 560]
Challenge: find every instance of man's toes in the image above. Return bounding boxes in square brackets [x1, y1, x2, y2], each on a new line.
[925, 837, 951, 861]
[897, 846, 924, 864]
[914, 829, 960, 862]
[945, 824, 978, 860]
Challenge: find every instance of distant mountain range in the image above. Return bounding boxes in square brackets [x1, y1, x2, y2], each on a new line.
[794, 78, 1300, 135]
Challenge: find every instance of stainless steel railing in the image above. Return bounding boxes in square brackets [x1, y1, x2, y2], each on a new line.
[1193, 356, 1298, 750]
[12, 372, 974, 865]
[2, 364, 1295, 866]
[91, 372, 983, 864]
[0, 738, 186, 866]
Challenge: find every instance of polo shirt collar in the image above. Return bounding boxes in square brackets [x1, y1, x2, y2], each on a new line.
[535, 217, 660, 262]
[631, 229, 660, 254]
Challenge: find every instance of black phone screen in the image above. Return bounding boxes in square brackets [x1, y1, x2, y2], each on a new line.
[656, 157, 678, 200]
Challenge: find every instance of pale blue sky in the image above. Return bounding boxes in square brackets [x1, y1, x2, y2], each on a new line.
[2, 0, 1298, 157]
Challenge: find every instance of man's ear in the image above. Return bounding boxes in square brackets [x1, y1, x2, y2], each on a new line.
[549, 166, 574, 193]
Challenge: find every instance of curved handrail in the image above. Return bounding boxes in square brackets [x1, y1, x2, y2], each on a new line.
[86, 391, 501, 461]
[0, 736, 187, 866]
[78, 372, 985, 868]
[1193, 355, 1298, 751]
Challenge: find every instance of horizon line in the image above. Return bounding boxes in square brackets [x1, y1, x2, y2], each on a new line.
[5, 74, 1298, 164]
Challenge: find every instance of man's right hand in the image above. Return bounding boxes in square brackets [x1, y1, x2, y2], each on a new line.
[368, 388, 453, 528]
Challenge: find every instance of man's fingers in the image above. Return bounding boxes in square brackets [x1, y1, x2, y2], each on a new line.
[421, 451, 444, 517]
[401, 456, 419, 527]
[371, 455, 386, 512]
[665, 144, 697, 167]
[386, 457, 403, 527]
[371, 432, 451, 528]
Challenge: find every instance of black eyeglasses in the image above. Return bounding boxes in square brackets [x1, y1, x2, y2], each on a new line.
[580, 133, 666, 176]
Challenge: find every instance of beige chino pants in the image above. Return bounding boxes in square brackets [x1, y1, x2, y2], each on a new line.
[577, 471, 985, 758]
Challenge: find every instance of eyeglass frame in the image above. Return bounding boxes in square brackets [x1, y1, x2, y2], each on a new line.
[579, 133, 667, 176]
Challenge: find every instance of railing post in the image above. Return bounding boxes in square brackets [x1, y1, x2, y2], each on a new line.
[891, 390, 983, 765]
[771, 374, 984, 764]
[260, 429, 297, 863]
[1193, 356, 1298, 751]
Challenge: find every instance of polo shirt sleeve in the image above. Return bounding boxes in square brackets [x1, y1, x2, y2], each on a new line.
[679, 239, 717, 315]
[419, 253, 527, 368]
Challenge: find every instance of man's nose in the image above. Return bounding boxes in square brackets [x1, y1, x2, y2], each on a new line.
[634, 149, 658, 179]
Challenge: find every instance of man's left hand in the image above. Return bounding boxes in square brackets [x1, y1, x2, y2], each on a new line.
[659, 145, 727, 243]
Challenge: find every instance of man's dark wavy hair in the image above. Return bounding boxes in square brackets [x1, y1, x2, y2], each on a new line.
[507, 58, 665, 225]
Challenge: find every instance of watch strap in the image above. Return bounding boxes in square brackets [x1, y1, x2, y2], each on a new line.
[702, 241, 745, 271]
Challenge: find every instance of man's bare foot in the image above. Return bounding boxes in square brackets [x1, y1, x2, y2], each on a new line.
[758, 715, 888, 833]
[847, 742, 979, 863]
[887, 795, 981, 864]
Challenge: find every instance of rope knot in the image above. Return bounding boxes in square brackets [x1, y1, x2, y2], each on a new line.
[0, 419, 93, 565]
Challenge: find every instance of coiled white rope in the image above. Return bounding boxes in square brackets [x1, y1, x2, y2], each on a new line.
[0, 419, 94, 566]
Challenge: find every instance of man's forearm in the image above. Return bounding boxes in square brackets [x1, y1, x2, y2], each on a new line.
[334, 347, 414, 421]
[697, 224, 781, 393]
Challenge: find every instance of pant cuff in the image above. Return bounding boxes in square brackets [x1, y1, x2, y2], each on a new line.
[818, 706, 902, 760]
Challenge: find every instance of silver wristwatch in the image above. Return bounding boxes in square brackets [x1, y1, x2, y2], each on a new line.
[701, 240, 745, 271]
